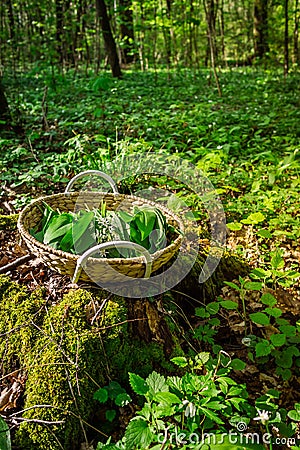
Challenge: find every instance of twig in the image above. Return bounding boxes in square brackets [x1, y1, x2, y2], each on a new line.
[0, 363, 73, 382]
[9, 404, 61, 417]
[95, 317, 147, 331]
[27, 137, 40, 164]
[8, 403, 108, 436]
[91, 294, 112, 325]
[10, 417, 65, 425]
[42, 86, 49, 131]
[0, 254, 33, 274]
[3, 201, 14, 214]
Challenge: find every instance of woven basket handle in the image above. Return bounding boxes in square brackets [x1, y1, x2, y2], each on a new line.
[72, 240, 152, 284]
[65, 170, 119, 194]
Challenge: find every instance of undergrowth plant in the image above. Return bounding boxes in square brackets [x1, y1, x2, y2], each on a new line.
[94, 352, 300, 449]
[219, 276, 300, 381]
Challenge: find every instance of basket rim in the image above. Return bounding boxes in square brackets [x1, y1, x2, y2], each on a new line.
[17, 191, 184, 264]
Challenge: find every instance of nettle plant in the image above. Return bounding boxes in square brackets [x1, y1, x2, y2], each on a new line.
[95, 352, 257, 450]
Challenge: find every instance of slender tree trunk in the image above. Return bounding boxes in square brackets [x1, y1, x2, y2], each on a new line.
[204, 0, 222, 96]
[73, 0, 84, 67]
[165, 0, 172, 67]
[284, 0, 289, 77]
[95, 0, 122, 78]
[219, 0, 226, 66]
[56, 0, 64, 64]
[6, 0, 15, 40]
[119, 0, 135, 64]
[253, 0, 269, 59]
[293, 0, 299, 64]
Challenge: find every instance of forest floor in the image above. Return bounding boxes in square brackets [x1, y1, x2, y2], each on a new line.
[0, 67, 300, 448]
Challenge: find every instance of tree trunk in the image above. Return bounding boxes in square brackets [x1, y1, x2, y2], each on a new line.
[119, 0, 135, 64]
[55, 0, 64, 63]
[284, 0, 289, 77]
[253, 0, 269, 59]
[95, 0, 122, 78]
[293, 0, 299, 64]
[204, 0, 222, 96]
[0, 82, 11, 130]
[165, 0, 172, 67]
[219, 0, 226, 66]
[6, 0, 15, 40]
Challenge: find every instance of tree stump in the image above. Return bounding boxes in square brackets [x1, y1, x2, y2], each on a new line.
[0, 214, 248, 449]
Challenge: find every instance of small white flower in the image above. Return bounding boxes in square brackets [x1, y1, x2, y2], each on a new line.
[181, 400, 197, 418]
[253, 409, 270, 425]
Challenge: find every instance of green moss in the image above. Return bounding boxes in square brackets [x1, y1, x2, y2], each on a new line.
[16, 289, 107, 450]
[0, 276, 46, 369]
[0, 214, 18, 230]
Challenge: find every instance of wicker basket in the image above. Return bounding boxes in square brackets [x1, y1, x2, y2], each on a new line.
[17, 171, 184, 284]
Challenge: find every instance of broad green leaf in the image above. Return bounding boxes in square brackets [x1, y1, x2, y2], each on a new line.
[227, 222, 243, 231]
[230, 358, 247, 371]
[115, 393, 132, 407]
[228, 386, 245, 396]
[270, 334, 286, 347]
[195, 352, 210, 367]
[41, 203, 58, 233]
[241, 212, 265, 225]
[270, 249, 285, 270]
[93, 388, 108, 403]
[257, 229, 273, 239]
[250, 312, 270, 325]
[43, 213, 73, 244]
[287, 403, 300, 421]
[255, 340, 272, 357]
[227, 397, 246, 410]
[204, 401, 225, 410]
[170, 356, 188, 367]
[117, 210, 133, 223]
[206, 302, 220, 314]
[128, 373, 148, 396]
[276, 367, 292, 380]
[146, 371, 168, 396]
[137, 209, 157, 241]
[264, 307, 282, 318]
[223, 281, 240, 291]
[59, 226, 75, 252]
[220, 300, 238, 310]
[275, 348, 294, 368]
[244, 282, 263, 291]
[279, 325, 296, 337]
[198, 406, 224, 424]
[250, 268, 271, 279]
[154, 392, 181, 404]
[72, 211, 94, 243]
[124, 418, 154, 450]
[260, 293, 277, 306]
